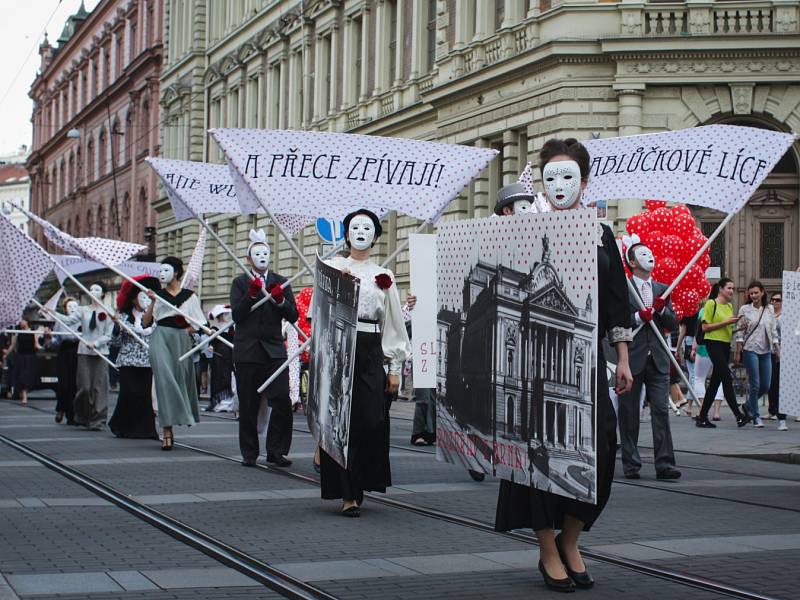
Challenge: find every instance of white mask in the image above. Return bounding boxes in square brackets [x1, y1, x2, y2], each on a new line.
[136, 291, 152, 310]
[159, 263, 175, 284]
[542, 160, 582, 209]
[66, 301, 79, 315]
[632, 245, 656, 273]
[89, 284, 104, 300]
[513, 199, 533, 214]
[348, 215, 376, 251]
[249, 244, 270, 271]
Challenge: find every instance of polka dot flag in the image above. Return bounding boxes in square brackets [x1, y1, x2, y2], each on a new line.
[0, 211, 55, 329]
[209, 128, 499, 223]
[582, 125, 797, 214]
[779, 271, 800, 418]
[180, 227, 206, 291]
[14, 202, 145, 266]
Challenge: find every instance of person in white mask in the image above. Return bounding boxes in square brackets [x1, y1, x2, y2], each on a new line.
[142, 256, 207, 450]
[495, 138, 633, 593]
[317, 209, 411, 518]
[493, 181, 550, 216]
[53, 296, 80, 425]
[230, 229, 298, 468]
[108, 276, 160, 440]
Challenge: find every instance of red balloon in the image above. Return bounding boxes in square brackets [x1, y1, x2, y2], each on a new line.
[698, 253, 711, 271]
[645, 199, 668, 211]
[627, 212, 653, 236]
[671, 204, 693, 218]
[669, 213, 695, 238]
[653, 256, 680, 284]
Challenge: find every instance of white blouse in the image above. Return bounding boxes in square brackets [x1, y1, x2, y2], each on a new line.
[152, 291, 207, 327]
[327, 255, 411, 375]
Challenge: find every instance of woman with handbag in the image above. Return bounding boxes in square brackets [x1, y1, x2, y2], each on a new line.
[735, 281, 779, 428]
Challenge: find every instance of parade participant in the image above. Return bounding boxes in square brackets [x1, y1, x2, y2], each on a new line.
[54, 297, 80, 424]
[108, 276, 159, 439]
[734, 281, 779, 428]
[66, 283, 115, 430]
[616, 236, 680, 480]
[142, 257, 207, 450]
[207, 305, 236, 413]
[495, 138, 633, 592]
[9, 319, 39, 406]
[696, 279, 751, 428]
[767, 292, 787, 430]
[230, 229, 298, 467]
[319, 208, 411, 517]
[493, 181, 539, 216]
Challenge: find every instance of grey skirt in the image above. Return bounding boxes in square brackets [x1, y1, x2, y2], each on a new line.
[149, 326, 199, 428]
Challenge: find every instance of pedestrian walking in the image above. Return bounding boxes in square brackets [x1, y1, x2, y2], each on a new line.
[9, 319, 39, 405]
[206, 305, 236, 412]
[734, 281, 779, 428]
[54, 297, 80, 424]
[495, 138, 634, 592]
[696, 278, 751, 428]
[108, 276, 159, 440]
[766, 292, 787, 430]
[142, 257, 207, 450]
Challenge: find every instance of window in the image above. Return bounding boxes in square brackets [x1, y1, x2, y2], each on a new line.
[111, 118, 121, 167]
[131, 22, 137, 55]
[760, 222, 784, 279]
[701, 221, 726, 272]
[87, 139, 95, 180]
[426, 0, 437, 72]
[98, 129, 107, 177]
[97, 204, 105, 237]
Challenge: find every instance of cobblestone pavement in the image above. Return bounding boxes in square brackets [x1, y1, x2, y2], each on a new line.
[1, 393, 798, 599]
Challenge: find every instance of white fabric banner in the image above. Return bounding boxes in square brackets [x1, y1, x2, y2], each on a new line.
[51, 255, 161, 284]
[0, 213, 54, 328]
[582, 125, 797, 213]
[146, 157, 312, 237]
[409, 234, 438, 388]
[209, 128, 498, 222]
[780, 271, 800, 417]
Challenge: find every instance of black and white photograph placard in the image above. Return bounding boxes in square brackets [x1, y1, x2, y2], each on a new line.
[307, 257, 360, 469]
[436, 209, 599, 503]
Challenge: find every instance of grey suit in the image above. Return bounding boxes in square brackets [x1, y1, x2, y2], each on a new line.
[617, 279, 679, 475]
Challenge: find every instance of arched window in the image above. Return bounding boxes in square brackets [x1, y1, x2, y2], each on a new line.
[97, 128, 107, 177]
[66, 218, 71, 235]
[140, 100, 150, 154]
[96, 204, 105, 237]
[74, 214, 81, 236]
[67, 152, 75, 194]
[58, 159, 66, 200]
[123, 110, 133, 163]
[75, 146, 82, 188]
[111, 117, 121, 167]
[86, 139, 95, 180]
[138, 186, 147, 242]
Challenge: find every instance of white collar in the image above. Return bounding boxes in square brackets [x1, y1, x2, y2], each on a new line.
[632, 274, 652, 289]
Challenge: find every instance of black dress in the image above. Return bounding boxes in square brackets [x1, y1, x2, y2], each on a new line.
[55, 337, 79, 421]
[209, 328, 235, 408]
[495, 224, 631, 532]
[320, 331, 392, 504]
[12, 334, 38, 393]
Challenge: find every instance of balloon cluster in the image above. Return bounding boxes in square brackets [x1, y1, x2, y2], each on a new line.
[624, 200, 711, 320]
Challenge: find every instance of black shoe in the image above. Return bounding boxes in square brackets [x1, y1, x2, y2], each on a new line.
[555, 535, 594, 589]
[737, 415, 752, 427]
[341, 506, 360, 518]
[55, 411, 64, 424]
[656, 467, 682, 480]
[623, 472, 640, 480]
[695, 418, 716, 428]
[468, 470, 485, 482]
[538, 560, 575, 593]
[241, 459, 257, 467]
[267, 455, 292, 468]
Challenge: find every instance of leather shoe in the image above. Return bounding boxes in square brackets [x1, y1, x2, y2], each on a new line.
[656, 467, 681, 480]
[555, 535, 594, 589]
[623, 472, 640, 480]
[267, 455, 292, 468]
[241, 459, 257, 467]
[538, 560, 575, 593]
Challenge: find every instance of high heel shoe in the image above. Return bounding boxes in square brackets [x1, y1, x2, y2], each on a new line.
[555, 535, 594, 589]
[161, 430, 173, 451]
[538, 560, 575, 593]
[737, 415, 752, 427]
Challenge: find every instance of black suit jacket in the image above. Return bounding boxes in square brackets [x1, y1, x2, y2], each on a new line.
[627, 279, 679, 376]
[230, 271, 298, 364]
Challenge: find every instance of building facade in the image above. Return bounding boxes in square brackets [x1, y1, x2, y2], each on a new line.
[159, 0, 800, 307]
[0, 147, 32, 232]
[27, 0, 164, 256]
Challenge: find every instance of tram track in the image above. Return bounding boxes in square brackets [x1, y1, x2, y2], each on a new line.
[0, 432, 341, 600]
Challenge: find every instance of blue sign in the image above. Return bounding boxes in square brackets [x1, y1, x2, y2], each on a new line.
[316, 218, 344, 243]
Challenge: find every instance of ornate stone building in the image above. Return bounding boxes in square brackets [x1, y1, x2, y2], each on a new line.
[159, 0, 800, 306]
[27, 0, 163, 255]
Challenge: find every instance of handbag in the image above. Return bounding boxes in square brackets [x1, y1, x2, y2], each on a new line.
[695, 301, 716, 345]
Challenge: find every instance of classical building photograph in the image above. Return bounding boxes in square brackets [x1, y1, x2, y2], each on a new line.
[436, 215, 597, 502]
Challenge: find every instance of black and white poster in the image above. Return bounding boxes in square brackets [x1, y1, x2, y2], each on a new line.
[436, 210, 599, 503]
[307, 257, 360, 469]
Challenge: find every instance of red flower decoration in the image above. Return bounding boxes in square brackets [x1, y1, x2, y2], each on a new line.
[375, 273, 393, 290]
[174, 315, 188, 328]
[98, 312, 107, 322]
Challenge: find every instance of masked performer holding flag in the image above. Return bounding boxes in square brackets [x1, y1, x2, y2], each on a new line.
[230, 229, 298, 468]
[495, 139, 633, 592]
[319, 209, 411, 518]
[142, 257, 207, 450]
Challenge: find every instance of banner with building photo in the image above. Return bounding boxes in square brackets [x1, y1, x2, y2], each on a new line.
[779, 271, 800, 418]
[436, 209, 599, 503]
[307, 256, 360, 469]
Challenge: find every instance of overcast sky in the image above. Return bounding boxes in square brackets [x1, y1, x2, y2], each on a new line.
[0, 0, 101, 157]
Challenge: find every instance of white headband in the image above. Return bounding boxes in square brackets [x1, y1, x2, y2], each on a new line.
[622, 233, 641, 249]
[247, 228, 269, 255]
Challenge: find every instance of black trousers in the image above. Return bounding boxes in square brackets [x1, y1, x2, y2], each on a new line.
[768, 355, 785, 419]
[234, 360, 292, 462]
[699, 340, 742, 420]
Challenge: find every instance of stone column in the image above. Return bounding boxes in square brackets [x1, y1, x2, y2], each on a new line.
[394, 0, 406, 87]
[473, 137, 491, 217]
[340, 16, 354, 109]
[329, 23, 339, 115]
[373, 0, 388, 96]
[616, 85, 645, 221]
[474, 0, 492, 41]
[279, 55, 288, 129]
[257, 69, 266, 128]
[503, 0, 524, 28]
[454, 0, 472, 49]
[313, 32, 326, 121]
[359, 7, 371, 102]
[502, 130, 519, 186]
[409, 0, 427, 79]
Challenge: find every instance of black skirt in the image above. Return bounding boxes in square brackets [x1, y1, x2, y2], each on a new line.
[320, 331, 392, 502]
[109, 366, 158, 439]
[495, 354, 616, 532]
[12, 352, 38, 393]
[56, 340, 79, 415]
